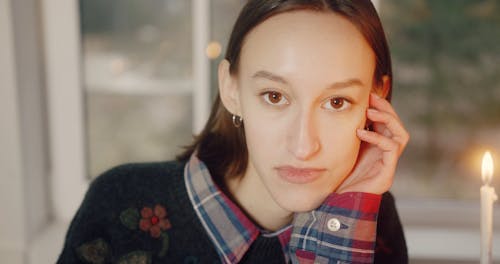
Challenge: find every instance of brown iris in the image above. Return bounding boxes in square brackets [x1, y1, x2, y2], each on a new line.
[330, 98, 344, 109]
[268, 92, 283, 104]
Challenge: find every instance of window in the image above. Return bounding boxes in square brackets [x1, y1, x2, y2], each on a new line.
[379, 1, 500, 261]
[42, 0, 499, 262]
[81, 0, 247, 178]
[380, 0, 500, 200]
[81, 0, 195, 178]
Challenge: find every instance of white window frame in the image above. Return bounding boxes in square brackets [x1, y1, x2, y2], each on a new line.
[43, 0, 211, 223]
[38, 0, 500, 262]
[42, 0, 88, 223]
[32, 1, 211, 262]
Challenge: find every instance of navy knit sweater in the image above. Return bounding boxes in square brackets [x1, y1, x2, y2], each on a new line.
[57, 160, 408, 263]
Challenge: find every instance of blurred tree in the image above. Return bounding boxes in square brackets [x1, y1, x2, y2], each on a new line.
[381, 0, 500, 168]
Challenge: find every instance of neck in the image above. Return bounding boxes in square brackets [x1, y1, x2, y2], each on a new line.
[226, 164, 293, 231]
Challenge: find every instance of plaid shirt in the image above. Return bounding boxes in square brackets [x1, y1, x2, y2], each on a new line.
[289, 192, 381, 263]
[184, 154, 381, 264]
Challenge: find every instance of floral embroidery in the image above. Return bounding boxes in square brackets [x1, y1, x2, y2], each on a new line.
[120, 208, 140, 230]
[119, 204, 172, 258]
[76, 238, 111, 264]
[139, 204, 172, 238]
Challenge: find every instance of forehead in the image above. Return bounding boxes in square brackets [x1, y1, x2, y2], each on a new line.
[238, 10, 375, 83]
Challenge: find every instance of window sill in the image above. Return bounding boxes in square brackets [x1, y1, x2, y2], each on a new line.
[406, 226, 500, 261]
[398, 198, 500, 261]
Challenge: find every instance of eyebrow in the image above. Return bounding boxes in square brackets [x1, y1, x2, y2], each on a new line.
[251, 70, 364, 89]
[252, 70, 289, 84]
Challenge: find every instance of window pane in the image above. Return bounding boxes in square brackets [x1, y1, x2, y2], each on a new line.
[80, 0, 500, 200]
[209, 0, 245, 97]
[380, 0, 500, 200]
[80, 0, 193, 177]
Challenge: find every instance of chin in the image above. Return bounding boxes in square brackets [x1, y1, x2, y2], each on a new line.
[272, 187, 331, 213]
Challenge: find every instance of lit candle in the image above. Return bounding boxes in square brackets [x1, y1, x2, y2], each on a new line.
[481, 151, 497, 264]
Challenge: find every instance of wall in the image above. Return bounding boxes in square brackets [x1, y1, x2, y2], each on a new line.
[0, 0, 50, 262]
[0, 0, 26, 261]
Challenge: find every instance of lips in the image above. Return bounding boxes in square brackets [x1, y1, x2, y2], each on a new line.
[275, 166, 326, 184]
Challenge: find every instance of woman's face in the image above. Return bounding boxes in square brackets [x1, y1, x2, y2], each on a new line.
[230, 11, 376, 212]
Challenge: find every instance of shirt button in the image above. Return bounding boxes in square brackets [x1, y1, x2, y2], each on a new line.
[327, 218, 341, 232]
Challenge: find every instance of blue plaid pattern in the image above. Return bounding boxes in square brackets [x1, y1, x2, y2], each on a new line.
[184, 153, 380, 264]
[184, 154, 292, 263]
[289, 192, 381, 263]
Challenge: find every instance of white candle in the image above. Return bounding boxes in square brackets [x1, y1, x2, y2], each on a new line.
[481, 151, 497, 264]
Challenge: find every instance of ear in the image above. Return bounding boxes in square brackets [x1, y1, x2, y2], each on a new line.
[376, 75, 391, 99]
[218, 59, 241, 115]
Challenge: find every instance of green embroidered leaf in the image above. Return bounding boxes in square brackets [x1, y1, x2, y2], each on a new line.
[158, 232, 169, 258]
[120, 208, 140, 230]
[117, 250, 152, 264]
[76, 238, 111, 264]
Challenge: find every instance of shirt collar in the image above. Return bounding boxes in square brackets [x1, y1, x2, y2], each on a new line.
[184, 153, 292, 263]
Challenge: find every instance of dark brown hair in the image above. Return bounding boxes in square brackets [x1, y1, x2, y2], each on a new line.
[178, 0, 392, 186]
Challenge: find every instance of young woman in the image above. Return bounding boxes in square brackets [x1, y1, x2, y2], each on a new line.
[58, 0, 409, 263]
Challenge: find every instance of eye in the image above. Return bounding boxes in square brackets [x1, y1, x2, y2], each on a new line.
[322, 97, 351, 111]
[261, 91, 289, 106]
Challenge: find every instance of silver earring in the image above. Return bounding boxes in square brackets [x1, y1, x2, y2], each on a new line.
[232, 115, 243, 128]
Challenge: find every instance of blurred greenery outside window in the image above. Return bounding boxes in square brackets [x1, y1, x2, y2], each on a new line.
[80, 0, 500, 200]
[380, 0, 500, 200]
[80, 0, 244, 179]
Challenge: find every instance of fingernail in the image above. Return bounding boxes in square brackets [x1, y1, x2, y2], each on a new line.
[371, 93, 381, 99]
[367, 108, 378, 114]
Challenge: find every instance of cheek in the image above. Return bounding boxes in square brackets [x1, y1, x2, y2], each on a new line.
[319, 112, 365, 160]
[239, 90, 287, 155]
[242, 109, 285, 156]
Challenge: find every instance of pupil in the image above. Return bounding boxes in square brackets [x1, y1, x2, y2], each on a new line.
[270, 92, 281, 103]
[331, 98, 343, 109]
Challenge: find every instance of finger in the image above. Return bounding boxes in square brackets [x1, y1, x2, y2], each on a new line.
[372, 122, 392, 138]
[367, 108, 409, 149]
[358, 129, 400, 178]
[369, 93, 400, 121]
[357, 128, 399, 152]
[366, 108, 406, 137]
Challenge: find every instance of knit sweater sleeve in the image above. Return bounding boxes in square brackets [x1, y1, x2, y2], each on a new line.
[57, 161, 224, 263]
[56, 166, 124, 263]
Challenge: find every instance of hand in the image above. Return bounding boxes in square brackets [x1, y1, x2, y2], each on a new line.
[336, 93, 409, 195]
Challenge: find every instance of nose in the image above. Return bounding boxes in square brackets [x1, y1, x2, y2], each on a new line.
[286, 110, 321, 161]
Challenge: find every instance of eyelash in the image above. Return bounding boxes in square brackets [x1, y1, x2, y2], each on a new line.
[321, 97, 352, 112]
[259, 90, 352, 112]
[260, 91, 289, 106]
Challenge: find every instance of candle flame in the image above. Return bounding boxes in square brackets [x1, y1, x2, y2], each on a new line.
[482, 151, 494, 184]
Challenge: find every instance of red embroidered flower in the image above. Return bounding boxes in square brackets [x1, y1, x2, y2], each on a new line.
[139, 204, 171, 238]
